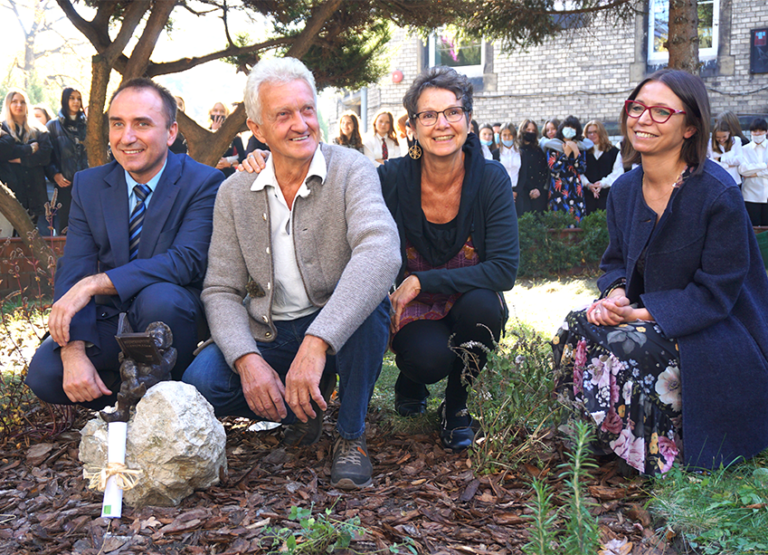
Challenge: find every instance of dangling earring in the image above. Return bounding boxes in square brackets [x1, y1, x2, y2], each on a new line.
[409, 141, 422, 160]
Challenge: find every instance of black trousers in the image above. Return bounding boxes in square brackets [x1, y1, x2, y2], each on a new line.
[391, 289, 504, 408]
[26, 282, 205, 411]
[745, 201, 768, 227]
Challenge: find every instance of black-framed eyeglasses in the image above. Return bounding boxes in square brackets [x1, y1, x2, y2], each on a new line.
[624, 100, 686, 124]
[412, 106, 467, 126]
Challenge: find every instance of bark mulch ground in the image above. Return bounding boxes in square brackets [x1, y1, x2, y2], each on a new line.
[0, 403, 679, 555]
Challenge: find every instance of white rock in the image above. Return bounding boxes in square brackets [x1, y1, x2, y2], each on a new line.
[79, 381, 227, 507]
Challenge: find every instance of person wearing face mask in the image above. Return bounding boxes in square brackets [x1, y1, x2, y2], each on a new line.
[582, 119, 624, 215]
[46, 87, 88, 234]
[545, 116, 587, 222]
[739, 118, 768, 226]
[492, 122, 502, 150]
[478, 123, 496, 160]
[515, 119, 550, 216]
[493, 123, 521, 202]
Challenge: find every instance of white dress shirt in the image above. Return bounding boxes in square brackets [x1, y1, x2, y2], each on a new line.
[250, 147, 327, 320]
[580, 148, 624, 189]
[708, 136, 743, 185]
[739, 140, 768, 203]
[498, 145, 521, 188]
[363, 133, 402, 167]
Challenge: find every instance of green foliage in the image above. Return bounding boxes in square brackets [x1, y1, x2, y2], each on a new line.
[650, 453, 768, 554]
[517, 210, 609, 278]
[259, 505, 417, 554]
[520, 421, 600, 555]
[559, 421, 601, 554]
[466, 322, 560, 473]
[522, 479, 558, 555]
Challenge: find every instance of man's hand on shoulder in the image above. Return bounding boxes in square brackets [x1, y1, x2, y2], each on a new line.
[285, 335, 328, 423]
[49, 274, 116, 346]
[61, 341, 112, 403]
[235, 353, 287, 422]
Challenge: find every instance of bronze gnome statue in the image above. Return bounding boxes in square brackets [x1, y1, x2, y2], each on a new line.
[101, 321, 177, 423]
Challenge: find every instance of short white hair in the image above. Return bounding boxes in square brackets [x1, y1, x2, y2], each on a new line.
[244, 57, 317, 125]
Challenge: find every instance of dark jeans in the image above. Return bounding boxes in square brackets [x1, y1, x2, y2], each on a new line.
[183, 298, 390, 439]
[26, 282, 205, 411]
[391, 289, 504, 409]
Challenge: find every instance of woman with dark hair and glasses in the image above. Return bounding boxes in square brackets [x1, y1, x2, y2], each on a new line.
[379, 66, 518, 450]
[553, 69, 768, 475]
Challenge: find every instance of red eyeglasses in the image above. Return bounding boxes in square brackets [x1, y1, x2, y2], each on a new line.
[624, 100, 686, 124]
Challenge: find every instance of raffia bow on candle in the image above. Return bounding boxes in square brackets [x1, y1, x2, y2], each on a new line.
[84, 462, 143, 492]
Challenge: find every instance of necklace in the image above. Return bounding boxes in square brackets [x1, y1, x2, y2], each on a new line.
[642, 167, 686, 201]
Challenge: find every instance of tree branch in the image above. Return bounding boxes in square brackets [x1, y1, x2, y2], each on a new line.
[55, 0, 111, 51]
[285, 0, 345, 59]
[143, 38, 289, 77]
[122, 0, 178, 80]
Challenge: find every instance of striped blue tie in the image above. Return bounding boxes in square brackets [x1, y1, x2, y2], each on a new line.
[128, 184, 151, 261]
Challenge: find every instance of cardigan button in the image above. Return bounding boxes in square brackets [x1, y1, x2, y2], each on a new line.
[266, 282, 271, 290]
[266, 247, 270, 255]
[265, 331, 272, 338]
[263, 213, 267, 221]
[262, 315, 269, 323]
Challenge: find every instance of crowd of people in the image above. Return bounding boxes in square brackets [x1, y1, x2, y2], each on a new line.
[336, 102, 768, 227]
[4, 57, 766, 491]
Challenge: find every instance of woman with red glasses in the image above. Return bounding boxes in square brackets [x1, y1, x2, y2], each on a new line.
[553, 69, 768, 475]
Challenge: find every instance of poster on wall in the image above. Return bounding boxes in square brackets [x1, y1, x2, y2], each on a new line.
[751, 28, 768, 74]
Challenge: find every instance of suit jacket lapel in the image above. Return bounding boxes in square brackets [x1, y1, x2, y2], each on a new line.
[102, 163, 131, 268]
[139, 151, 181, 258]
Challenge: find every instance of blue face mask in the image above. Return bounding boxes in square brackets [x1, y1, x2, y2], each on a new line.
[562, 127, 577, 139]
[502, 139, 515, 148]
[480, 139, 493, 147]
[494, 132, 500, 144]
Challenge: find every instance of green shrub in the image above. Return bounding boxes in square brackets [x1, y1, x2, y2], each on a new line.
[465, 322, 560, 473]
[517, 210, 609, 278]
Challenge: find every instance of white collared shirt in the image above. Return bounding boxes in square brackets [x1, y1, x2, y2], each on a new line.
[363, 133, 401, 167]
[124, 159, 167, 214]
[739, 140, 768, 203]
[250, 147, 326, 320]
[498, 145, 521, 188]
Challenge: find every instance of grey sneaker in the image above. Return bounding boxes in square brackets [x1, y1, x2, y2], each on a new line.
[331, 435, 373, 489]
[283, 372, 336, 447]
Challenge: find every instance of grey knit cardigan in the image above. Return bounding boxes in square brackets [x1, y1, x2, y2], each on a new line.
[201, 143, 400, 368]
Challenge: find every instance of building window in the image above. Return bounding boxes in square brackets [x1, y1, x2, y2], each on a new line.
[648, 0, 720, 64]
[428, 31, 484, 77]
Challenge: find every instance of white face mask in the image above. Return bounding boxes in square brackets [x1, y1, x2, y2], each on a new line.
[562, 127, 576, 140]
[753, 133, 767, 145]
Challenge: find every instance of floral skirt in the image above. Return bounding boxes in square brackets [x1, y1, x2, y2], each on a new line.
[553, 309, 683, 474]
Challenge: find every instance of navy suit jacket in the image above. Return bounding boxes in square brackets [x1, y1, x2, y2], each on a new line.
[54, 151, 224, 349]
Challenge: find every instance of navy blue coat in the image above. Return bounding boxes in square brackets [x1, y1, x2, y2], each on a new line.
[599, 160, 768, 469]
[54, 151, 224, 350]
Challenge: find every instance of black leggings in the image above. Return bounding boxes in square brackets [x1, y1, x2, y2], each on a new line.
[391, 289, 504, 409]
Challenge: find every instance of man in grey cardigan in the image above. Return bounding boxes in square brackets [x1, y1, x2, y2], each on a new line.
[183, 58, 400, 490]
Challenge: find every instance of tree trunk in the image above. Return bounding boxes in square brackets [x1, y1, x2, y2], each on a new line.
[0, 182, 56, 277]
[181, 105, 249, 167]
[85, 55, 112, 167]
[667, 0, 700, 73]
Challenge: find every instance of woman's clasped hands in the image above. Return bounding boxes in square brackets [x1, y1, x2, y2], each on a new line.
[586, 291, 652, 326]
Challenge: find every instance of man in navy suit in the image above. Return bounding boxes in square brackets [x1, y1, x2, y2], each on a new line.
[26, 78, 224, 410]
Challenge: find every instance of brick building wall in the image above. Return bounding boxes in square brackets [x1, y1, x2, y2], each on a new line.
[332, 1, 768, 136]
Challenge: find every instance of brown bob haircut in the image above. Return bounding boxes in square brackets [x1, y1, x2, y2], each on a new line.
[620, 69, 710, 174]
